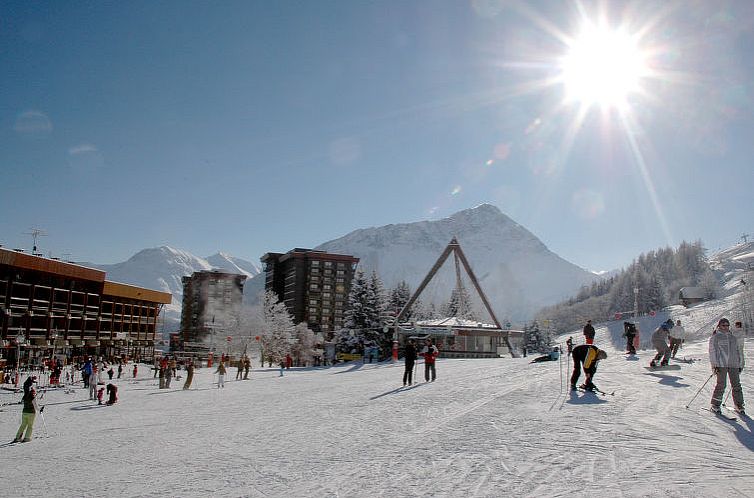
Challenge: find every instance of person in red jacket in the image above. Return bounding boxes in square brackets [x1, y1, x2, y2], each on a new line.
[421, 339, 439, 382]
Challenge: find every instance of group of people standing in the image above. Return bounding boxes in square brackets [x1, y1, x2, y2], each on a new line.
[402, 338, 439, 386]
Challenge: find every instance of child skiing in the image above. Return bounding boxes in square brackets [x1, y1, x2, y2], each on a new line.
[421, 339, 439, 382]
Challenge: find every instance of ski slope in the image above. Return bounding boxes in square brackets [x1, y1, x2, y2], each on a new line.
[1, 334, 752, 497]
[2, 243, 751, 497]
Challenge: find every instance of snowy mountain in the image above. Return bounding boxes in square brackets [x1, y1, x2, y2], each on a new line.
[314, 203, 598, 321]
[86, 246, 260, 332]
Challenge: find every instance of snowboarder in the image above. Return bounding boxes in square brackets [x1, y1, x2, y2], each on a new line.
[650, 320, 673, 367]
[13, 387, 39, 443]
[710, 318, 745, 415]
[530, 347, 560, 363]
[403, 339, 418, 386]
[421, 339, 439, 382]
[669, 319, 686, 358]
[215, 361, 227, 388]
[570, 344, 607, 391]
[106, 383, 118, 405]
[623, 322, 637, 355]
[583, 320, 595, 345]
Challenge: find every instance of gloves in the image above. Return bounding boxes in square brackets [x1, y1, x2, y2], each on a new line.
[713, 367, 720, 374]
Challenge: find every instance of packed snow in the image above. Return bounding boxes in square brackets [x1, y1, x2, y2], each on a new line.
[2, 242, 750, 497]
[2, 324, 753, 496]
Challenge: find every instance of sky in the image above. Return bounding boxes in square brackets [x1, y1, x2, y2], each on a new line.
[1, 1, 753, 273]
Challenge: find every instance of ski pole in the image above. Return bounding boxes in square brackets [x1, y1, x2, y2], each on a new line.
[559, 343, 563, 394]
[723, 388, 732, 406]
[39, 405, 49, 438]
[685, 372, 715, 409]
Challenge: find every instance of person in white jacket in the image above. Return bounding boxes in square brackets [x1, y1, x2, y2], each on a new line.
[669, 319, 686, 358]
[709, 318, 745, 415]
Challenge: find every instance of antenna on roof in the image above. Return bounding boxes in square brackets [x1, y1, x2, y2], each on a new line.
[24, 228, 47, 255]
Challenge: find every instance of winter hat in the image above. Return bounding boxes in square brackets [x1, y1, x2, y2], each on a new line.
[718, 318, 730, 326]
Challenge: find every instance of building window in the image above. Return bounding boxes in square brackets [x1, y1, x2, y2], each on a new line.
[323, 292, 331, 299]
[311, 261, 320, 267]
[323, 284, 331, 291]
[311, 268, 320, 274]
[309, 307, 318, 314]
[324, 269, 332, 276]
[336, 270, 344, 276]
[309, 299, 318, 306]
[309, 283, 319, 291]
[336, 278, 344, 283]
[324, 261, 333, 268]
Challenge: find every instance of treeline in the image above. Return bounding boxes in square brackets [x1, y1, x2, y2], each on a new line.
[533, 240, 720, 334]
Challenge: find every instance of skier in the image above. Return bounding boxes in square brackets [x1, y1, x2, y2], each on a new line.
[530, 347, 560, 363]
[710, 318, 745, 415]
[215, 361, 227, 388]
[236, 358, 244, 380]
[403, 339, 418, 386]
[570, 344, 607, 391]
[183, 360, 194, 390]
[243, 355, 251, 380]
[421, 339, 439, 382]
[165, 363, 173, 389]
[97, 387, 105, 405]
[82, 358, 93, 388]
[669, 319, 686, 358]
[732, 321, 745, 372]
[89, 366, 98, 400]
[107, 366, 114, 380]
[132, 363, 138, 379]
[23, 375, 36, 396]
[623, 322, 637, 355]
[566, 336, 574, 355]
[117, 362, 123, 379]
[583, 320, 596, 345]
[650, 320, 673, 367]
[106, 383, 118, 405]
[13, 387, 39, 443]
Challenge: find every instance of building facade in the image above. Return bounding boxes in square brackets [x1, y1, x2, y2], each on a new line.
[180, 270, 247, 349]
[0, 247, 172, 365]
[260, 249, 359, 337]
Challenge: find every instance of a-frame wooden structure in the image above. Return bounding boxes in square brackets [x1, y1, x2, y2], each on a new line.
[394, 237, 512, 354]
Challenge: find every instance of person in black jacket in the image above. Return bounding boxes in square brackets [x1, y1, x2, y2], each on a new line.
[403, 339, 418, 386]
[13, 387, 39, 442]
[570, 344, 607, 391]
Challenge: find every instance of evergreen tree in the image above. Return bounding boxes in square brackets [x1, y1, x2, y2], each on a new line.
[441, 283, 476, 320]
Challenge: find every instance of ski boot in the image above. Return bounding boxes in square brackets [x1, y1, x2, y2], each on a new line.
[649, 360, 657, 368]
[660, 360, 668, 367]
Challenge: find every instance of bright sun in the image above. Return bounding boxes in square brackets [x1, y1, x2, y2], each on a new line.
[560, 24, 648, 109]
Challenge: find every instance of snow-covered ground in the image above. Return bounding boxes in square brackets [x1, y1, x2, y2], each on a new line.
[1, 331, 753, 497]
[2, 243, 751, 497]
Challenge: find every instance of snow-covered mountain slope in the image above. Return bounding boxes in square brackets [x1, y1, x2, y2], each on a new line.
[314, 203, 598, 321]
[87, 246, 260, 332]
[205, 252, 260, 279]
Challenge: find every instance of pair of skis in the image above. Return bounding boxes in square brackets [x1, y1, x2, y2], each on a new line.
[703, 405, 743, 421]
[574, 385, 615, 396]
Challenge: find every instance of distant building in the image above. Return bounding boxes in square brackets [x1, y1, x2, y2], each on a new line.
[0, 247, 171, 365]
[397, 317, 520, 359]
[260, 249, 359, 337]
[180, 270, 247, 349]
[679, 286, 706, 307]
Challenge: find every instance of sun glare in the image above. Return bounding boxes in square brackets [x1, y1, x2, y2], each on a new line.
[560, 24, 648, 109]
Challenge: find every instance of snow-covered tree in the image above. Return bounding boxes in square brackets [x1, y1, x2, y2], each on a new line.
[292, 322, 317, 366]
[258, 290, 295, 365]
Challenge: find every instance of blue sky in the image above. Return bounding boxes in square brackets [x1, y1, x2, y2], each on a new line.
[1, 1, 752, 272]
